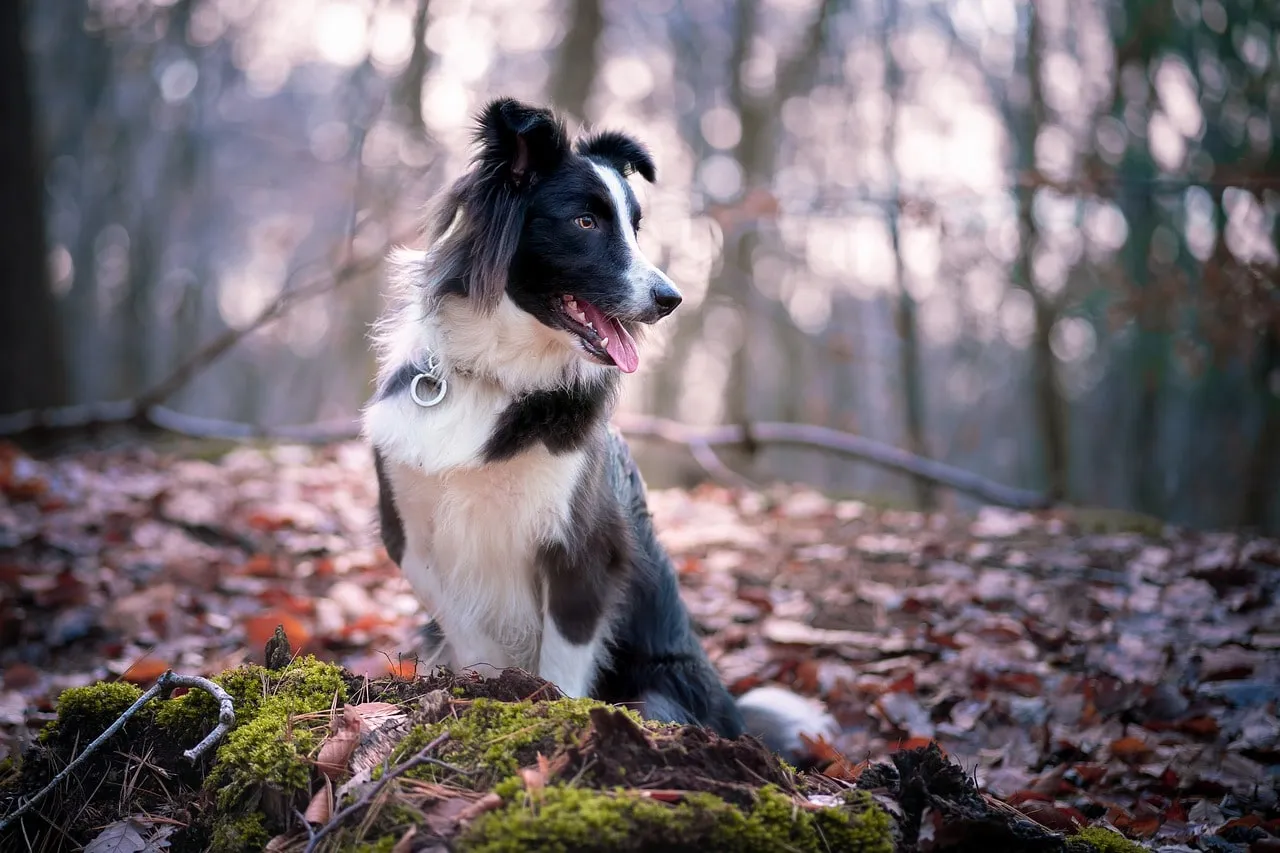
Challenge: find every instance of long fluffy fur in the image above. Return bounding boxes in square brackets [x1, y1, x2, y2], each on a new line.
[362, 98, 836, 764]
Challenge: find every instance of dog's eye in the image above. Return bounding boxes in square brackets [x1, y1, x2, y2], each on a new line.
[575, 214, 597, 230]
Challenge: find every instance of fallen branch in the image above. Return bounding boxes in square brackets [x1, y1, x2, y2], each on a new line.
[615, 414, 1052, 510]
[304, 732, 451, 853]
[0, 671, 234, 833]
[0, 402, 1049, 509]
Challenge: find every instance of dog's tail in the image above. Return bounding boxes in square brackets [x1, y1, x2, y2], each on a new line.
[735, 686, 840, 769]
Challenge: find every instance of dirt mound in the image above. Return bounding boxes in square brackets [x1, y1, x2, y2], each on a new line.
[0, 662, 1148, 852]
[555, 705, 797, 807]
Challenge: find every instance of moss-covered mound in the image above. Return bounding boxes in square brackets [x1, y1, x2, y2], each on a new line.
[0, 658, 1148, 852]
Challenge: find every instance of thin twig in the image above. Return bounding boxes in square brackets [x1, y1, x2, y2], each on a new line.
[0, 671, 235, 833]
[0, 245, 386, 442]
[304, 732, 451, 853]
[133, 251, 385, 413]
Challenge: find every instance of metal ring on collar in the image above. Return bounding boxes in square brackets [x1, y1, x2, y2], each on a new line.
[410, 372, 447, 408]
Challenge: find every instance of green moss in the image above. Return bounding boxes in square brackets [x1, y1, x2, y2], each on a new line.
[1072, 826, 1148, 853]
[209, 811, 271, 853]
[388, 697, 616, 787]
[209, 705, 320, 809]
[156, 656, 345, 749]
[271, 655, 348, 710]
[199, 657, 348, 810]
[39, 682, 147, 744]
[460, 784, 894, 853]
[202, 660, 345, 811]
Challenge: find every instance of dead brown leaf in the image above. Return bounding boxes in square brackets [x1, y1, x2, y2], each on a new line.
[303, 777, 333, 824]
[315, 704, 362, 780]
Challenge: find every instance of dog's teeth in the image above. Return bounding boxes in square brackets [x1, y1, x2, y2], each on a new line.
[600, 336, 609, 347]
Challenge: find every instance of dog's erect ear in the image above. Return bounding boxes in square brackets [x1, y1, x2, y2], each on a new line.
[575, 131, 656, 183]
[475, 98, 568, 188]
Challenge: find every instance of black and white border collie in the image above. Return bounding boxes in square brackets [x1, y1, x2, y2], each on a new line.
[362, 98, 835, 764]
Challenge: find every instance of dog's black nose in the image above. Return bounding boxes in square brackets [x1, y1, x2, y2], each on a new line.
[652, 283, 683, 317]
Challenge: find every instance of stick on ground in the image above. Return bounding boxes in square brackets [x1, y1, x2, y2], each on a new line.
[304, 732, 452, 853]
[0, 671, 235, 833]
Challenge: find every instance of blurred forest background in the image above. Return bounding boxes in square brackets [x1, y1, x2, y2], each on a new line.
[2, 0, 1278, 532]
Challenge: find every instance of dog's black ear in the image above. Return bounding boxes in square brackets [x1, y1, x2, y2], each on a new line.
[576, 131, 656, 183]
[475, 98, 568, 188]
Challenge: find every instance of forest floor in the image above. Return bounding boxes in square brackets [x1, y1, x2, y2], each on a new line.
[0, 439, 1278, 851]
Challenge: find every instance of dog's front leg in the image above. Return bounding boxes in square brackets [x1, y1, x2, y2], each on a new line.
[536, 541, 620, 698]
[537, 607, 604, 698]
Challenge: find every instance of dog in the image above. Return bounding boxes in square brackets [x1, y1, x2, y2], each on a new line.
[361, 98, 836, 765]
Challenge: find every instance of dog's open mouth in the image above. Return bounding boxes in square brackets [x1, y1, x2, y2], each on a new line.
[557, 295, 640, 373]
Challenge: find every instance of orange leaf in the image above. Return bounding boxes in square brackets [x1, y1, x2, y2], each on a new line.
[1109, 736, 1153, 761]
[899, 736, 942, 753]
[801, 733, 867, 781]
[793, 660, 822, 694]
[245, 612, 311, 651]
[242, 554, 279, 577]
[386, 658, 418, 679]
[885, 671, 916, 694]
[121, 658, 170, 684]
[1175, 715, 1219, 737]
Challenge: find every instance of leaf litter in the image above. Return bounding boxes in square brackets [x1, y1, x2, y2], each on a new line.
[1, 440, 1278, 849]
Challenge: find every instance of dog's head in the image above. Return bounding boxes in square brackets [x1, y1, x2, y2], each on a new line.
[427, 98, 681, 375]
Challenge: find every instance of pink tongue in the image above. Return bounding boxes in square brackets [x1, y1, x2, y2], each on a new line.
[579, 301, 640, 373]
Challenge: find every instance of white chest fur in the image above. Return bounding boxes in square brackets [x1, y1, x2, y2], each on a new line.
[364, 375, 589, 675]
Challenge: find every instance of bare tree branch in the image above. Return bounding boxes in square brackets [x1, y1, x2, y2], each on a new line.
[133, 250, 386, 413]
[0, 401, 1050, 509]
[615, 414, 1052, 509]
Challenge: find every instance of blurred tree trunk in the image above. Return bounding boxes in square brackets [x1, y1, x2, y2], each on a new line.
[0, 0, 67, 414]
[549, 0, 603, 121]
[1015, 0, 1069, 501]
[719, 0, 838, 456]
[394, 0, 432, 131]
[884, 0, 934, 509]
[1241, 328, 1279, 529]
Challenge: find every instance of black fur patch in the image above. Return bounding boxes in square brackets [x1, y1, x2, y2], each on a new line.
[537, 439, 630, 644]
[374, 363, 421, 403]
[575, 131, 657, 182]
[421, 620, 447, 657]
[482, 381, 614, 463]
[589, 430, 745, 738]
[373, 449, 406, 566]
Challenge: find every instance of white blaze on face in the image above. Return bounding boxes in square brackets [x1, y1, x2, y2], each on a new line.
[590, 162, 676, 309]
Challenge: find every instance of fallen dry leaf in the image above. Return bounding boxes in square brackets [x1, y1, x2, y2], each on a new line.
[315, 704, 363, 780]
[304, 778, 334, 824]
